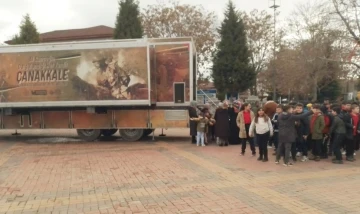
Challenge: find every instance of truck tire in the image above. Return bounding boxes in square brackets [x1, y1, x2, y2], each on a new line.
[119, 129, 144, 141]
[77, 129, 101, 141]
[142, 129, 155, 137]
[101, 129, 118, 137]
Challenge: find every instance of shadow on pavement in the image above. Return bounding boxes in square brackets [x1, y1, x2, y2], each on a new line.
[0, 135, 191, 144]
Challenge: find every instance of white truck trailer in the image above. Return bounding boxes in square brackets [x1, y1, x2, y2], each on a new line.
[0, 37, 197, 141]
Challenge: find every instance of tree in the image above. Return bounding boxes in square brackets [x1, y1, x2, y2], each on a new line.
[141, 0, 217, 75]
[317, 79, 341, 101]
[332, 0, 360, 71]
[212, 1, 256, 95]
[11, 14, 39, 44]
[114, 0, 143, 39]
[260, 1, 346, 101]
[240, 10, 283, 95]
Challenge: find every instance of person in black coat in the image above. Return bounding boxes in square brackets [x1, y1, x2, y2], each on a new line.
[188, 101, 198, 144]
[228, 101, 241, 145]
[214, 102, 230, 146]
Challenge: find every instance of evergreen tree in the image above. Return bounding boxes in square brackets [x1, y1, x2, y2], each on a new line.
[114, 0, 143, 39]
[12, 14, 40, 44]
[318, 80, 341, 101]
[212, 1, 256, 95]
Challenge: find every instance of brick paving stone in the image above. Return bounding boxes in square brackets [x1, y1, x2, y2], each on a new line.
[0, 129, 359, 213]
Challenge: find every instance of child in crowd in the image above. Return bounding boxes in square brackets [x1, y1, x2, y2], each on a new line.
[190, 113, 215, 147]
[237, 103, 256, 156]
[351, 104, 360, 156]
[249, 108, 273, 162]
[341, 102, 355, 161]
[321, 107, 332, 159]
[271, 105, 282, 155]
[309, 104, 325, 162]
[294, 103, 310, 162]
[329, 106, 346, 164]
[276, 105, 313, 166]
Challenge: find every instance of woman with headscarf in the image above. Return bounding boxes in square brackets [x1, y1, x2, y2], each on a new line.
[214, 101, 231, 146]
[228, 100, 241, 144]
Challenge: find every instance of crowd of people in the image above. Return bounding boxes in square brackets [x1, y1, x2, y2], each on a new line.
[188, 98, 360, 166]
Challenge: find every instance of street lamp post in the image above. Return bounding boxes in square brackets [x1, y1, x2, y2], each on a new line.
[269, 0, 280, 102]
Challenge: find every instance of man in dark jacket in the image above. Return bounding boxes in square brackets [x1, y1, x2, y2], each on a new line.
[340, 101, 355, 162]
[276, 105, 314, 166]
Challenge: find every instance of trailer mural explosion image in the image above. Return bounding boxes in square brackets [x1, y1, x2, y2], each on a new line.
[0, 47, 149, 103]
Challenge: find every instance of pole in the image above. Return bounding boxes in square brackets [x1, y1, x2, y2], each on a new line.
[270, 0, 280, 102]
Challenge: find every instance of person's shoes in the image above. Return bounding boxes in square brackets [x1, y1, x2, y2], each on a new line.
[292, 158, 297, 162]
[301, 156, 308, 162]
[315, 156, 321, 162]
[296, 152, 301, 157]
[309, 156, 316, 161]
[332, 159, 344, 164]
[320, 155, 328, 159]
[196, 144, 199, 147]
[240, 152, 245, 156]
[224, 143, 229, 146]
[267, 145, 273, 149]
[272, 152, 276, 156]
[288, 162, 293, 166]
[346, 157, 355, 162]
[219, 144, 223, 147]
[283, 163, 292, 167]
[202, 144, 206, 147]
[275, 160, 279, 164]
[257, 157, 263, 161]
[252, 153, 256, 157]
[262, 157, 269, 162]
[342, 151, 346, 155]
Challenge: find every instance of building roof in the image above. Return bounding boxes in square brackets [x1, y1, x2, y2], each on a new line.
[5, 25, 114, 44]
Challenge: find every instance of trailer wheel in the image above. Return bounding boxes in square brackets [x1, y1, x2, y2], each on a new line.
[77, 129, 101, 141]
[101, 129, 118, 137]
[119, 129, 144, 141]
[142, 129, 155, 137]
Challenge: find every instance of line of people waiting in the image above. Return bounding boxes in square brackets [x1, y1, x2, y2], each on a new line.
[188, 99, 360, 166]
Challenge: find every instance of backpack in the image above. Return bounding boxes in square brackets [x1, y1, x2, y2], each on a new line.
[323, 114, 331, 134]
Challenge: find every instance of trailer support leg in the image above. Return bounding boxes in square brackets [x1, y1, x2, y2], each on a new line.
[12, 129, 21, 136]
[159, 129, 166, 137]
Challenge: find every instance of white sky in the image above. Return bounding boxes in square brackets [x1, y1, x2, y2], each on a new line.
[0, 0, 306, 43]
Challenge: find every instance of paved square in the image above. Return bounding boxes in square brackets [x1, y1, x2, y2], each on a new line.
[0, 129, 359, 214]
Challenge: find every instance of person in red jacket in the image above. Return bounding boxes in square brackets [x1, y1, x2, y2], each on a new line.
[351, 104, 360, 155]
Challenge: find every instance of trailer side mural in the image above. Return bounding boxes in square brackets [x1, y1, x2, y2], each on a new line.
[0, 38, 196, 141]
[0, 47, 149, 106]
